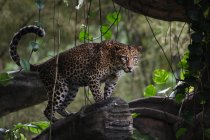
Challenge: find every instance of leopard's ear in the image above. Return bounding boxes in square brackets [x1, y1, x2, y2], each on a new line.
[103, 40, 118, 48]
[103, 40, 125, 51]
[137, 45, 142, 52]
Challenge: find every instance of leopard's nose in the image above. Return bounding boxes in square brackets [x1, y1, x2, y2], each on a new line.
[127, 67, 133, 72]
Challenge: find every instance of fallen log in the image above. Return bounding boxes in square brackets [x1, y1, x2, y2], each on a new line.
[0, 72, 47, 117]
[0, 72, 208, 140]
[32, 97, 133, 140]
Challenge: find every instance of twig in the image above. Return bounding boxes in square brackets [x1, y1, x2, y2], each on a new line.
[176, 23, 186, 74]
[49, 0, 59, 139]
[145, 16, 177, 80]
[99, 0, 102, 41]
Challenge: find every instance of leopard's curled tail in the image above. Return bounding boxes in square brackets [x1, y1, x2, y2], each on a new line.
[9, 25, 45, 67]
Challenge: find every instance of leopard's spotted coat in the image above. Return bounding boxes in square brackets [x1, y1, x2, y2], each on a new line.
[10, 25, 141, 122]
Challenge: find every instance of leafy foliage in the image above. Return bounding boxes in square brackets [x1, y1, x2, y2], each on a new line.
[0, 73, 13, 86]
[153, 69, 169, 85]
[106, 12, 122, 25]
[205, 128, 210, 139]
[131, 113, 140, 118]
[1, 121, 49, 140]
[144, 84, 156, 97]
[144, 69, 173, 97]
[176, 128, 187, 139]
[101, 24, 112, 40]
[78, 10, 121, 42]
[20, 59, 30, 72]
[175, 93, 186, 103]
[79, 30, 93, 42]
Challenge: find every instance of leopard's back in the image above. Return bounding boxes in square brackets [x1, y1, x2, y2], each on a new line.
[34, 42, 104, 86]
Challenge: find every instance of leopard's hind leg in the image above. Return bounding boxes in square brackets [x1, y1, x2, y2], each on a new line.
[43, 78, 69, 122]
[56, 84, 79, 117]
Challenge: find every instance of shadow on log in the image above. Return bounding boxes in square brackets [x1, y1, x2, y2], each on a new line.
[32, 97, 133, 140]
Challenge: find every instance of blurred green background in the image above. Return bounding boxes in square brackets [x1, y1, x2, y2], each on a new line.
[0, 0, 189, 135]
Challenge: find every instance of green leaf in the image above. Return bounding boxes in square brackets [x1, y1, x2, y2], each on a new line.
[175, 93, 186, 103]
[35, 0, 44, 9]
[176, 128, 187, 139]
[31, 121, 50, 130]
[14, 121, 49, 134]
[204, 7, 210, 19]
[131, 113, 140, 118]
[79, 31, 93, 42]
[20, 133, 27, 140]
[0, 73, 13, 86]
[13, 129, 21, 139]
[101, 25, 112, 40]
[29, 41, 40, 52]
[106, 12, 122, 25]
[178, 52, 189, 70]
[24, 125, 40, 134]
[144, 84, 156, 97]
[34, 21, 43, 27]
[153, 69, 169, 84]
[20, 59, 30, 72]
[205, 128, 210, 139]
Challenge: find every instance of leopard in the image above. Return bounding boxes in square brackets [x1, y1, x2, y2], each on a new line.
[9, 25, 141, 122]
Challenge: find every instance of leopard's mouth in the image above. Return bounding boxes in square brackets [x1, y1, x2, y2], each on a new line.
[123, 67, 133, 73]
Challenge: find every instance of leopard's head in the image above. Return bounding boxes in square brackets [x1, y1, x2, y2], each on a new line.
[105, 40, 141, 73]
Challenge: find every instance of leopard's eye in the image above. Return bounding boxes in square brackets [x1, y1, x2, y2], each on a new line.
[133, 57, 139, 64]
[121, 56, 127, 62]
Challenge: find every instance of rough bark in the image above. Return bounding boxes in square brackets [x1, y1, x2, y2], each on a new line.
[113, 0, 193, 22]
[0, 72, 47, 117]
[32, 97, 133, 140]
[0, 72, 207, 139]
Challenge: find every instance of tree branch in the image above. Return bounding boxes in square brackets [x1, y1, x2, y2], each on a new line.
[0, 72, 47, 117]
[113, 0, 192, 22]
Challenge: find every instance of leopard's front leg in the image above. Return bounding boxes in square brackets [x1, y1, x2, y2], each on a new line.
[104, 72, 120, 99]
[89, 80, 104, 102]
[104, 81, 117, 100]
